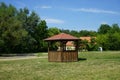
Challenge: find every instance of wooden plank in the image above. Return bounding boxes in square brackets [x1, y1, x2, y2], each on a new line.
[62, 51, 78, 62]
[48, 51, 78, 62]
[48, 51, 62, 62]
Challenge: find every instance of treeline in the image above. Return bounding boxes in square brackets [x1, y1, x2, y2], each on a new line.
[61, 24, 120, 51]
[61, 29, 97, 37]
[97, 24, 120, 50]
[0, 2, 48, 53]
[0, 2, 120, 53]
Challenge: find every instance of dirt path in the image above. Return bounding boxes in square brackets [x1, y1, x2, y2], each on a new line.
[0, 56, 47, 61]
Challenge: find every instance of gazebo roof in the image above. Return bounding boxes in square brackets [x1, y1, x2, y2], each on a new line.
[44, 33, 79, 41]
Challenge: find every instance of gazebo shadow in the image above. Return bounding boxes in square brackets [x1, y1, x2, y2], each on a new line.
[78, 58, 87, 61]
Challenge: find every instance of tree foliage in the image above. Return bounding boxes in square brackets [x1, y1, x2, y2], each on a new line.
[48, 27, 60, 37]
[0, 2, 48, 53]
[98, 24, 111, 34]
[61, 29, 97, 37]
[97, 24, 120, 50]
[0, 2, 120, 53]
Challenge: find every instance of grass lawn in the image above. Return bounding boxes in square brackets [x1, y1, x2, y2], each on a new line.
[0, 51, 120, 80]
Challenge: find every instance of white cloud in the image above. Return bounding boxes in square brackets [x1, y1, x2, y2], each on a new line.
[45, 18, 64, 24]
[35, 5, 52, 9]
[41, 6, 52, 9]
[72, 8, 119, 15]
[101, 21, 108, 24]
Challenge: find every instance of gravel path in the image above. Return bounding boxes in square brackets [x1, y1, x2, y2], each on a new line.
[0, 56, 47, 61]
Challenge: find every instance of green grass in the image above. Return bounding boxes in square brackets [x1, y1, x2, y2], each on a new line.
[0, 51, 120, 80]
[36, 52, 48, 57]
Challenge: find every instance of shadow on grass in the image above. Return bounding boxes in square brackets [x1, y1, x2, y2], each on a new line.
[78, 58, 87, 61]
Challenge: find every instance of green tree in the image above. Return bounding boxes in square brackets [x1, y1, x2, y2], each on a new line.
[107, 32, 120, 50]
[26, 11, 40, 35]
[98, 24, 111, 34]
[87, 37, 98, 51]
[97, 34, 109, 50]
[0, 3, 28, 53]
[34, 20, 48, 52]
[70, 30, 79, 37]
[0, 2, 48, 53]
[60, 29, 70, 34]
[97, 24, 120, 50]
[79, 30, 97, 37]
[79, 40, 88, 51]
[109, 24, 120, 33]
[17, 8, 42, 52]
[48, 27, 60, 37]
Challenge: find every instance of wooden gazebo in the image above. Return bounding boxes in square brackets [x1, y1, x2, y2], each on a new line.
[44, 33, 80, 62]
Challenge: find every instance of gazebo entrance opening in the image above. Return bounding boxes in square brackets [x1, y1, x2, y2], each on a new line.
[44, 33, 80, 62]
[49, 41, 76, 51]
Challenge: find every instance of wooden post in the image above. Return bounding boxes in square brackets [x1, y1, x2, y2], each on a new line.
[75, 40, 79, 51]
[75, 40, 78, 61]
[48, 42, 50, 52]
[60, 41, 63, 51]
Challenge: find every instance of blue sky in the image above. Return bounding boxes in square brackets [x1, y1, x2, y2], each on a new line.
[0, 0, 120, 31]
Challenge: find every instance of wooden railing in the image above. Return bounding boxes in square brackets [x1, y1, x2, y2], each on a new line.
[48, 51, 78, 62]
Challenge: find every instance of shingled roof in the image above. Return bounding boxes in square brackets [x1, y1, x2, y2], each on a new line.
[44, 33, 79, 41]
